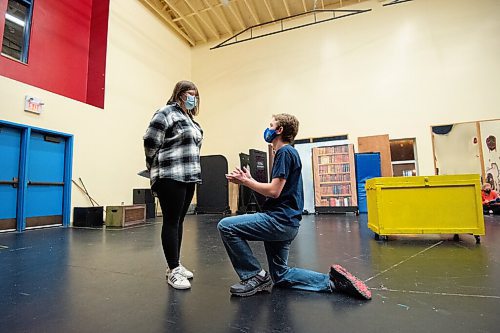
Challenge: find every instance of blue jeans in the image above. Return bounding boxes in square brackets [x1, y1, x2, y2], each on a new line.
[217, 213, 331, 292]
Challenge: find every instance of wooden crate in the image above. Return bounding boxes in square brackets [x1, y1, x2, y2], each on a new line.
[105, 205, 146, 228]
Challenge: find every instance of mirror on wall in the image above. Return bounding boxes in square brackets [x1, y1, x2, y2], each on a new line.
[481, 120, 500, 191]
[432, 119, 500, 190]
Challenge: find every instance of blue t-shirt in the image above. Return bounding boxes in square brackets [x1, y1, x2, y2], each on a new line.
[262, 145, 304, 227]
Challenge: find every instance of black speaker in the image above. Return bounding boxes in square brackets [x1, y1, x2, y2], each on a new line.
[237, 149, 268, 214]
[249, 149, 268, 209]
[237, 153, 253, 214]
[133, 188, 154, 204]
[73, 207, 103, 227]
[249, 149, 268, 182]
[145, 202, 156, 219]
[196, 155, 231, 214]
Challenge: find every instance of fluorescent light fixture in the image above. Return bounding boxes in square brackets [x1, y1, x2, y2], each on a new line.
[5, 13, 25, 27]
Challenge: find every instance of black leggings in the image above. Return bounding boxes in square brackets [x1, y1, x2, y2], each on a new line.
[153, 178, 195, 269]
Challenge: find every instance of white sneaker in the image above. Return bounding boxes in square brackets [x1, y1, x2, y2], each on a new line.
[167, 266, 191, 289]
[178, 264, 194, 279]
[167, 263, 194, 279]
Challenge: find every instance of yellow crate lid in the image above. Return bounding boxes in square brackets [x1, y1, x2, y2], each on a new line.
[366, 174, 481, 189]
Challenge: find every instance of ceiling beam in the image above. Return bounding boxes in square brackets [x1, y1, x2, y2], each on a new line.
[141, 0, 195, 46]
[162, 0, 208, 42]
[201, 0, 234, 36]
[242, 0, 260, 25]
[262, 0, 275, 21]
[172, 4, 216, 19]
[183, 3, 212, 41]
[184, 0, 220, 39]
[172, 2, 221, 38]
[161, 2, 191, 38]
[313, 0, 325, 10]
[281, 0, 291, 16]
[226, 1, 246, 31]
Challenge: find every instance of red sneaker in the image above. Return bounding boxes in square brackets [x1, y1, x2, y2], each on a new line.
[329, 264, 372, 300]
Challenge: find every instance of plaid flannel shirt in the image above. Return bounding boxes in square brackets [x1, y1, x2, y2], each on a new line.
[143, 103, 203, 188]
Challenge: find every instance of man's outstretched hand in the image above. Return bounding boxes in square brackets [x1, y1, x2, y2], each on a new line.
[226, 166, 253, 185]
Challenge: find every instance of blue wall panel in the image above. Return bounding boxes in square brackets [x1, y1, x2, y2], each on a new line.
[355, 153, 382, 213]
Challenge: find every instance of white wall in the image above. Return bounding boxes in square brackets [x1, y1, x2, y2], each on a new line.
[0, 0, 191, 209]
[192, 0, 500, 177]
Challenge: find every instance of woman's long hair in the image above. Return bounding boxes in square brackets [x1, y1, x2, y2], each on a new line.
[167, 80, 200, 116]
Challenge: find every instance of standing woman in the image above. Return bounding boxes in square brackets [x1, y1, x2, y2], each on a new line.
[143, 80, 203, 289]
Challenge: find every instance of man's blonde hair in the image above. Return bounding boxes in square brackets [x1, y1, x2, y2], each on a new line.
[273, 113, 299, 144]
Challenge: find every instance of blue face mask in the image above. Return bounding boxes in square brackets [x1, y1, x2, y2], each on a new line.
[184, 94, 197, 110]
[264, 128, 278, 143]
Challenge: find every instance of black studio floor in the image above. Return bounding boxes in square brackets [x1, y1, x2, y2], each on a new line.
[1, 214, 500, 333]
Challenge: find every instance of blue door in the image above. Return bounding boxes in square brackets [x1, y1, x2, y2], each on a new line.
[0, 126, 21, 231]
[25, 132, 66, 228]
[0, 120, 73, 232]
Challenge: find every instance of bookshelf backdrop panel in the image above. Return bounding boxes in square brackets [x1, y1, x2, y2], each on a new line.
[312, 144, 358, 213]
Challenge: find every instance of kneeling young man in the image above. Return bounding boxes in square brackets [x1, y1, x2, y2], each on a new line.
[217, 113, 371, 299]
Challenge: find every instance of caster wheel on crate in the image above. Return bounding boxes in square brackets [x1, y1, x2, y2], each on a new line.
[453, 234, 460, 242]
[474, 235, 481, 244]
[374, 233, 380, 241]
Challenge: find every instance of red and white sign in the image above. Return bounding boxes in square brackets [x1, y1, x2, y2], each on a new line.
[24, 95, 44, 114]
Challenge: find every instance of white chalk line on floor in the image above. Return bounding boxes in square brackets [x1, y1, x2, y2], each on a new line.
[370, 287, 500, 299]
[364, 241, 444, 282]
[363, 240, 500, 299]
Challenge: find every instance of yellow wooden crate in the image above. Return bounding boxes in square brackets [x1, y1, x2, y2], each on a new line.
[366, 174, 485, 242]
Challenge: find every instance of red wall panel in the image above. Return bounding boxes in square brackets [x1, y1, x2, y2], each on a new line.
[87, 0, 109, 108]
[0, 0, 108, 108]
[0, 0, 6, 50]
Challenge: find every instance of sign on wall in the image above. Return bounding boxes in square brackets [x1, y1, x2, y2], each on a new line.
[24, 95, 44, 114]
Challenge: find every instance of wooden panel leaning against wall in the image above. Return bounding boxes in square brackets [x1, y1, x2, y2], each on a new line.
[358, 134, 393, 177]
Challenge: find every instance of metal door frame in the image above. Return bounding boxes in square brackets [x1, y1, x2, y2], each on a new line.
[0, 120, 73, 231]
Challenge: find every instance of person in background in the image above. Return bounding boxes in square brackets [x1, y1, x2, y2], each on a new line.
[217, 113, 371, 300]
[143, 80, 203, 289]
[482, 183, 500, 215]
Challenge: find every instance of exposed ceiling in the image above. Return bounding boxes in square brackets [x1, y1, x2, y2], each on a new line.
[141, 0, 373, 48]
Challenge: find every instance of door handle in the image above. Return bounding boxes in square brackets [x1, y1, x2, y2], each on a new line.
[0, 177, 18, 188]
[28, 181, 64, 186]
